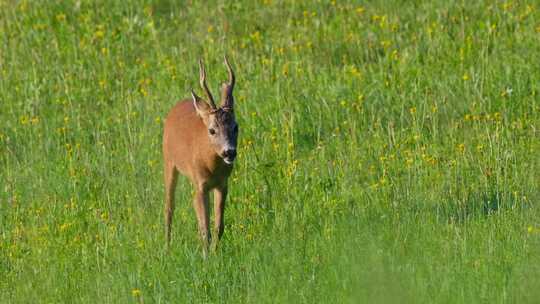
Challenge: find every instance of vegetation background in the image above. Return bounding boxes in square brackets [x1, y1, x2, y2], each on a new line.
[1, 0, 539, 302]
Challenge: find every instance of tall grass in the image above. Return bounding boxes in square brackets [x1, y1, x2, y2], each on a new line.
[1, 0, 539, 302]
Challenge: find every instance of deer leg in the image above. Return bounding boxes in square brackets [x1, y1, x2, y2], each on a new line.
[164, 163, 178, 246]
[212, 185, 228, 251]
[193, 185, 211, 256]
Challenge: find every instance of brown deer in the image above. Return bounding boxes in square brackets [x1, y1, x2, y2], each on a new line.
[162, 57, 238, 254]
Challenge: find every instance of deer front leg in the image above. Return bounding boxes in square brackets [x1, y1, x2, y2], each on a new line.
[164, 163, 178, 246]
[212, 185, 228, 251]
[193, 185, 211, 256]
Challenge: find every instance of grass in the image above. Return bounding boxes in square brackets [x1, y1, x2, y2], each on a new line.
[1, 0, 539, 302]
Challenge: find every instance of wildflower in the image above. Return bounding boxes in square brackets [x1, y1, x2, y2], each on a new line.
[281, 63, 289, 76]
[132, 288, 141, 297]
[500, 87, 513, 97]
[140, 87, 148, 96]
[409, 107, 416, 114]
[380, 40, 391, 49]
[20, 115, 29, 125]
[462, 73, 469, 81]
[250, 31, 261, 43]
[94, 30, 104, 40]
[261, 57, 270, 66]
[143, 6, 153, 16]
[56, 13, 66, 22]
[59, 222, 71, 231]
[489, 23, 497, 33]
[391, 49, 399, 60]
[356, 6, 365, 14]
[100, 211, 109, 221]
[18, 1, 27, 12]
[347, 65, 361, 78]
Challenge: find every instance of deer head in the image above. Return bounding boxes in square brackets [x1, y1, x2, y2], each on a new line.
[191, 56, 239, 165]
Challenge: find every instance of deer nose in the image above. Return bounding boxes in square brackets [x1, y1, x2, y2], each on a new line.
[222, 148, 236, 159]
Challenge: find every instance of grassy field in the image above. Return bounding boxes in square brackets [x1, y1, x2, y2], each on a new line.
[1, 0, 539, 302]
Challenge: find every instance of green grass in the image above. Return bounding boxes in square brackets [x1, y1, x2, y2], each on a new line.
[1, 0, 539, 302]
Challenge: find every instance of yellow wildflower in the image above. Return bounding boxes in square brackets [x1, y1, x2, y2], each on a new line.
[94, 30, 104, 40]
[56, 13, 66, 22]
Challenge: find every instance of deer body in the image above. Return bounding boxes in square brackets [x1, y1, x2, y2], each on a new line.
[163, 101, 233, 186]
[162, 58, 238, 254]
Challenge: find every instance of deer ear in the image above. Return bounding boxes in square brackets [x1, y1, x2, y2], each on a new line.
[191, 89, 211, 117]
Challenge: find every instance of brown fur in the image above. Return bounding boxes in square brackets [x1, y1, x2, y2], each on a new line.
[162, 58, 237, 255]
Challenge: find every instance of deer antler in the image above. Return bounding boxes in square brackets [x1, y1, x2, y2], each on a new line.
[221, 55, 235, 110]
[199, 59, 217, 109]
[224, 55, 235, 89]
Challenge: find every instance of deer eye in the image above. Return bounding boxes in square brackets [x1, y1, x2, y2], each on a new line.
[209, 128, 216, 135]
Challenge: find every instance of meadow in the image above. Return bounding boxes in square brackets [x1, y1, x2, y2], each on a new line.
[1, 0, 539, 302]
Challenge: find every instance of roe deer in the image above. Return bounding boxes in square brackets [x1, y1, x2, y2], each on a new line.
[162, 57, 238, 254]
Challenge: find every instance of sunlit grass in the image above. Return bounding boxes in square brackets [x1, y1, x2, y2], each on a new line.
[1, 0, 539, 303]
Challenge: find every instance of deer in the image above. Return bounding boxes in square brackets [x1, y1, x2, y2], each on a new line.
[162, 56, 238, 255]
